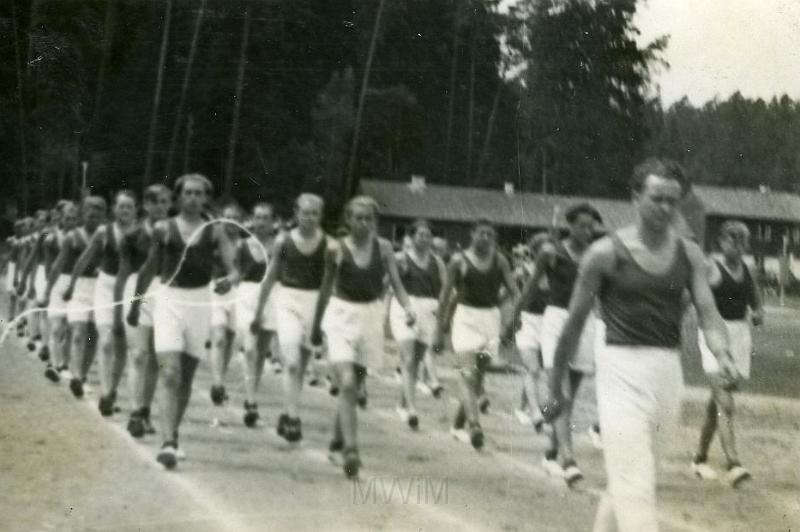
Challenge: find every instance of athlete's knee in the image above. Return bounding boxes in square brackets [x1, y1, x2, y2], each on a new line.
[713, 391, 735, 417]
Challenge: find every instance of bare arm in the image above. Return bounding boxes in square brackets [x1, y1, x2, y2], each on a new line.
[67, 229, 104, 293]
[382, 239, 413, 312]
[685, 241, 734, 372]
[252, 236, 284, 330]
[547, 240, 614, 411]
[505, 263, 545, 338]
[44, 238, 70, 305]
[114, 241, 133, 329]
[310, 243, 339, 344]
[213, 225, 240, 293]
[746, 263, 764, 325]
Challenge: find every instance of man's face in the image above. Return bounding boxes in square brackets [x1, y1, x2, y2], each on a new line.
[634, 174, 683, 232]
[252, 206, 273, 234]
[83, 204, 106, 228]
[471, 225, 495, 253]
[412, 226, 432, 251]
[145, 192, 172, 221]
[296, 201, 322, 231]
[114, 196, 137, 224]
[180, 180, 207, 214]
[348, 205, 376, 239]
[569, 213, 597, 246]
[719, 232, 748, 261]
[61, 206, 79, 230]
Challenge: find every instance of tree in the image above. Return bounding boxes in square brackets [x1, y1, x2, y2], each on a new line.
[509, 0, 667, 196]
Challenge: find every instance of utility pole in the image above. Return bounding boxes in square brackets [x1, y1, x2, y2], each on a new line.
[223, 7, 252, 198]
[11, 0, 29, 213]
[143, 0, 173, 192]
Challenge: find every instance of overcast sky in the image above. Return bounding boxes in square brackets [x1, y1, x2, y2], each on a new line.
[635, 0, 800, 106]
[499, 0, 800, 107]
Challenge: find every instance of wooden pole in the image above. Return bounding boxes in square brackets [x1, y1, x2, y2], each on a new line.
[143, 0, 173, 192]
[165, 0, 206, 179]
[344, 0, 386, 199]
[183, 113, 194, 174]
[92, 0, 116, 126]
[465, 11, 477, 184]
[442, 7, 460, 183]
[223, 7, 252, 198]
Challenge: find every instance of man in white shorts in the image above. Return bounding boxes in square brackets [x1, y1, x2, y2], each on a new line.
[56, 197, 107, 398]
[691, 220, 762, 486]
[209, 202, 244, 406]
[311, 195, 415, 478]
[391, 219, 446, 430]
[129, 174, 239, 469]
[434, 218, 518, 450]
[253, 194, 330, 442]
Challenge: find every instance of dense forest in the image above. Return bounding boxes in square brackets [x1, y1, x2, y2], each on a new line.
[0, 0, 797, 218]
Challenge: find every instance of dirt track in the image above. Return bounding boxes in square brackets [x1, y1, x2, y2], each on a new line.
[1, 305, 798, 532]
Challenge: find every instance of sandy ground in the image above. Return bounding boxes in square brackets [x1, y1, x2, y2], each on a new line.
[1, 301, 798, 532]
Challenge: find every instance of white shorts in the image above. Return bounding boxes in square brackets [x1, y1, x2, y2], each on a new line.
[515, 311, 543, 352]
[389, 295, 438, 345]
[153, 285, 211, 358]
[236, 281, 276, 334]
[276, 285, 319, 365]
[322, 296, 385, 369]
[67, 277, 96, 324]
[48, 275, 71, 319]
[5, 262, 15, 292]
[451, 304, 501, 357]
[93, 271, 117, 327]
[540, 305, 596, 373]
[211, 285, 237, 330]
[699, 320, 752, 379]
[34, 265, 48, 304]
[122, 274, 159, 330]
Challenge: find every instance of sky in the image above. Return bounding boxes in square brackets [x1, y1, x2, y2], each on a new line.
[635, 0, 800, 106]
[499, 0, 800, 107]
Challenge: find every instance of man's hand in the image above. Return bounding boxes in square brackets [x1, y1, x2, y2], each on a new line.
[213, 276, 233, 295]
[127, 301, 140, 328]
[62, 285, 74, 302]
[310, 325, 323, 348]
[540, 392, 566, 422]
[404, 308, 416, 328]
[717, 352, 741, 390]
[250, 318, 262, 336]
[750, 308, 764, 327]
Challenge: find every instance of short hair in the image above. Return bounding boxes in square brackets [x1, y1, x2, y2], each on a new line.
[527, 232, 552, 255]
[82, 195, 107, 211]
[114, 189, 137, 205]
[409, 219, 432, 237]
[630, 157, 690, 196]
[144, 184, 171, 204]
[345, 195, 379, 219]
[220, 201, 243, 217]
[174, 173, 213, 197]
[253, 202, 274, 216]
[471, 218, 494, 232]
[719, 220, 750, 240]
[565, 202, 602, 225]
[295, 193, 323, 212]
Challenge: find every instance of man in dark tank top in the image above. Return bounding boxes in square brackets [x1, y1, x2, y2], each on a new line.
[128, 173, 239, 470]
[310, 195, 416, 479]
[118, 184, 172, 438]
[691, 220, 762, 487]
[434, 218, 518, 451]
[543, 158, 738, 532]
[254, 193, 331, 444]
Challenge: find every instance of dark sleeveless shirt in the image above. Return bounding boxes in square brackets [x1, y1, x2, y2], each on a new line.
[458, 253, 503, 308]
[99, 223, 121, 276]
[712, 260, 755, 321]
[599, 234, 691, 348]
[159, 219, 216, 288]
[399, 252, 441, 299]
[237, 239, 268, 284]
[278, 234, 326, 290]
[544, 241, 579, 309]
[335, 238, 384, 302]
[66, 227, 100, 278]
[524, 276, 549, 315]
[120, 225, 153, 273]
[35, 231, 48, 265]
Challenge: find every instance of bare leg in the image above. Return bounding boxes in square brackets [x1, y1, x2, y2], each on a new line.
[695, 396, 718, 462]
[243, 330, 270, 405]
[335, 363, 359, 449]
[97, 325, 115, 396]
[284, 346, 312, 418]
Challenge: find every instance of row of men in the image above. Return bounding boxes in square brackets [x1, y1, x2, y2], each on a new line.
[2, 159, 762, 532]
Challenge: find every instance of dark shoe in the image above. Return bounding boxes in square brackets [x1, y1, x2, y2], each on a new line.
[285, 417, 303, 443]
[128, 411, 145, 438]
[478, 395, 490, 414]
[98, 391, 117, 417]
[469, 422, 484, 450]
[69, 378, 84, 399]
[210, 385, 227, 406]
[408, 414, 419, 431]
[243, 402, 259, 428]
[44, 365, 60, 383]
[276, 413, 290, 438]
[157, 442, 178, 470]
[343, 447, 361, 479]
[38, 345, 50, 362]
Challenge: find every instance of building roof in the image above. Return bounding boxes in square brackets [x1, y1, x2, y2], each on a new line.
[361, 179, 800, 228]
